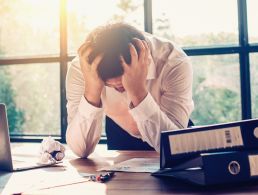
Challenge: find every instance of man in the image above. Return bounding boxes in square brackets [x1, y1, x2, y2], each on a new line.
[66, 23, 194, 158]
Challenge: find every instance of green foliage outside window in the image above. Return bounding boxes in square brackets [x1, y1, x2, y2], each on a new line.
[0, 68, 25, 133]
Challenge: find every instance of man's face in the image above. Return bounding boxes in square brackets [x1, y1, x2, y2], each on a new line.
[105, 76, 125, 93]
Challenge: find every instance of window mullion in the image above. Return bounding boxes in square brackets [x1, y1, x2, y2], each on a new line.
[144, 0, 152, 33]
[60, 0, 68, 143]
[238, 0, 252, 119]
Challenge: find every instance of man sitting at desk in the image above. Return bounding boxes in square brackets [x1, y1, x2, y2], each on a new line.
[66, 23, 194, 158]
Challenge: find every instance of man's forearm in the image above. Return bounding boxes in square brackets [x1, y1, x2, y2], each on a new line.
[129, 93, 180, 151]
[84, 93, 102, 108]
[66, 96, 104, 158]
[84, 85, 102, 108]
[128, 87, 148, 107]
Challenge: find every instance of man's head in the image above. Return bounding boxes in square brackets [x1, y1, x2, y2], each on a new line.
[85, 23, 146, 88]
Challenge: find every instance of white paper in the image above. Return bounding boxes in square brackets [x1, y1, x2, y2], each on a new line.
[1, 166, 89, 195]
[98, 158, 159, 173]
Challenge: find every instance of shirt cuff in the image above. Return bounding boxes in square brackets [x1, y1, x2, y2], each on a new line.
[129, 93, 159, 121]
[78, 96, 103, 119]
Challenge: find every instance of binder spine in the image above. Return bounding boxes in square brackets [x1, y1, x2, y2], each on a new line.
[203, 152, 250, 185]
[169, 127, 244, 155]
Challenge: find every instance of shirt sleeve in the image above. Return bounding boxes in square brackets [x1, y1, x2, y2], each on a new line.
[65, 57, 104, 158]
[129, 58, 194, 152]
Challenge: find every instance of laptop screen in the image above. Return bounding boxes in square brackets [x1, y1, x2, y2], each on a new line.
[0, 104, 14, 171]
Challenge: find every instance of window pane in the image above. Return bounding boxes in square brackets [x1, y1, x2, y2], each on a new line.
[247, 0, 258, 43]
[0, 0, 59, 58]
[250, 53, 258, 118]
[190, 55, 241, 125]
[152, 0, 238, 47]
[67, 0, 144, 54]
[0, 63, 60, 135]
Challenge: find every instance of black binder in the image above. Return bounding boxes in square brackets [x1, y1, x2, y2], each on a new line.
[159, 118, 258, 168]
[152, 151, 258, 185]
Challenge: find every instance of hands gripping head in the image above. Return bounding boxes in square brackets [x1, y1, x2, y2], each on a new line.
[84, 23, 146, 82]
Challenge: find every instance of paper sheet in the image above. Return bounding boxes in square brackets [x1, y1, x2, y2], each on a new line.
[1, 166, 90, 195]
[98, 158, 159, 173]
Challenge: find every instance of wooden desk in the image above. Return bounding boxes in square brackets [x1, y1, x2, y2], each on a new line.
[1, 143, 258, 195]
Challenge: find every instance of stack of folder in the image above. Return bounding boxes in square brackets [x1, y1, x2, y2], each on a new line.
[152, 119, 258, 185]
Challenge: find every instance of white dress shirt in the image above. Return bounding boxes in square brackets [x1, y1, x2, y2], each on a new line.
[66, 32, 194, 157]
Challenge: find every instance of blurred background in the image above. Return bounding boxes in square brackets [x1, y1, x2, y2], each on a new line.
[0, 0, 257, 142]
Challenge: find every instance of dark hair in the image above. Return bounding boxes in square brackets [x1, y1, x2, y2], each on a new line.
[85, 23, 146, 81]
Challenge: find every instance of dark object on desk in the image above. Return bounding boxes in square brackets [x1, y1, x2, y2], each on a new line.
[82, 172, 115, 183]
[159, 118, 258, 168]
[152, 151, 258, 186]
[105, 116, 194, 150]
[97, 172, 115, 183]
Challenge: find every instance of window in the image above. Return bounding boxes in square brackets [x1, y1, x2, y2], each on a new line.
[0, 0, 257, 142]
[191, 55, 241, 125]
[247, 0, 258, 43]
[0, 0, 61, 141]
[0, 0, 60, 57]
[250, 53, 258, 118]
[0, 64, 60, 135]
[152, 0, 238, 47]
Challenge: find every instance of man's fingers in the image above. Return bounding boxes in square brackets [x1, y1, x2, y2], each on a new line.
[120, 55, 129, 72]
[81, 47, 93, 62]
[79, 47, 93, 72]
[92, 54, 104, 70]
[142, 40, 149, 62]
[129, 43, 138, 65]
[78, 42, 91, 57]
[132, 38, 145, 61]
[78, 42, 93, 67]
[78, 44, 85, 56]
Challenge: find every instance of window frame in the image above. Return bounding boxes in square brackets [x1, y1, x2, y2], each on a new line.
[0, 0, 257, 143]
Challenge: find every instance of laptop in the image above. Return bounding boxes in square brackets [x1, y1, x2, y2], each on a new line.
[0, 103, 62, 172]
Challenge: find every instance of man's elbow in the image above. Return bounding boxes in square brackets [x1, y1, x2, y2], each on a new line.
[66, 130, 93, 158]
[69, 144, 91, 158]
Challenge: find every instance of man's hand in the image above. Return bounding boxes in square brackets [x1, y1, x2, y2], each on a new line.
[120, 38, 151, 107]
[78, 43, 104, 107]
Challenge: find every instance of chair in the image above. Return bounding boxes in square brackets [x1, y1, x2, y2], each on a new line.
[105, 116, 194, 150]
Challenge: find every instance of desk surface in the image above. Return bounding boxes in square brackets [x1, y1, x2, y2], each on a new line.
[1, 143, 258, 195]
